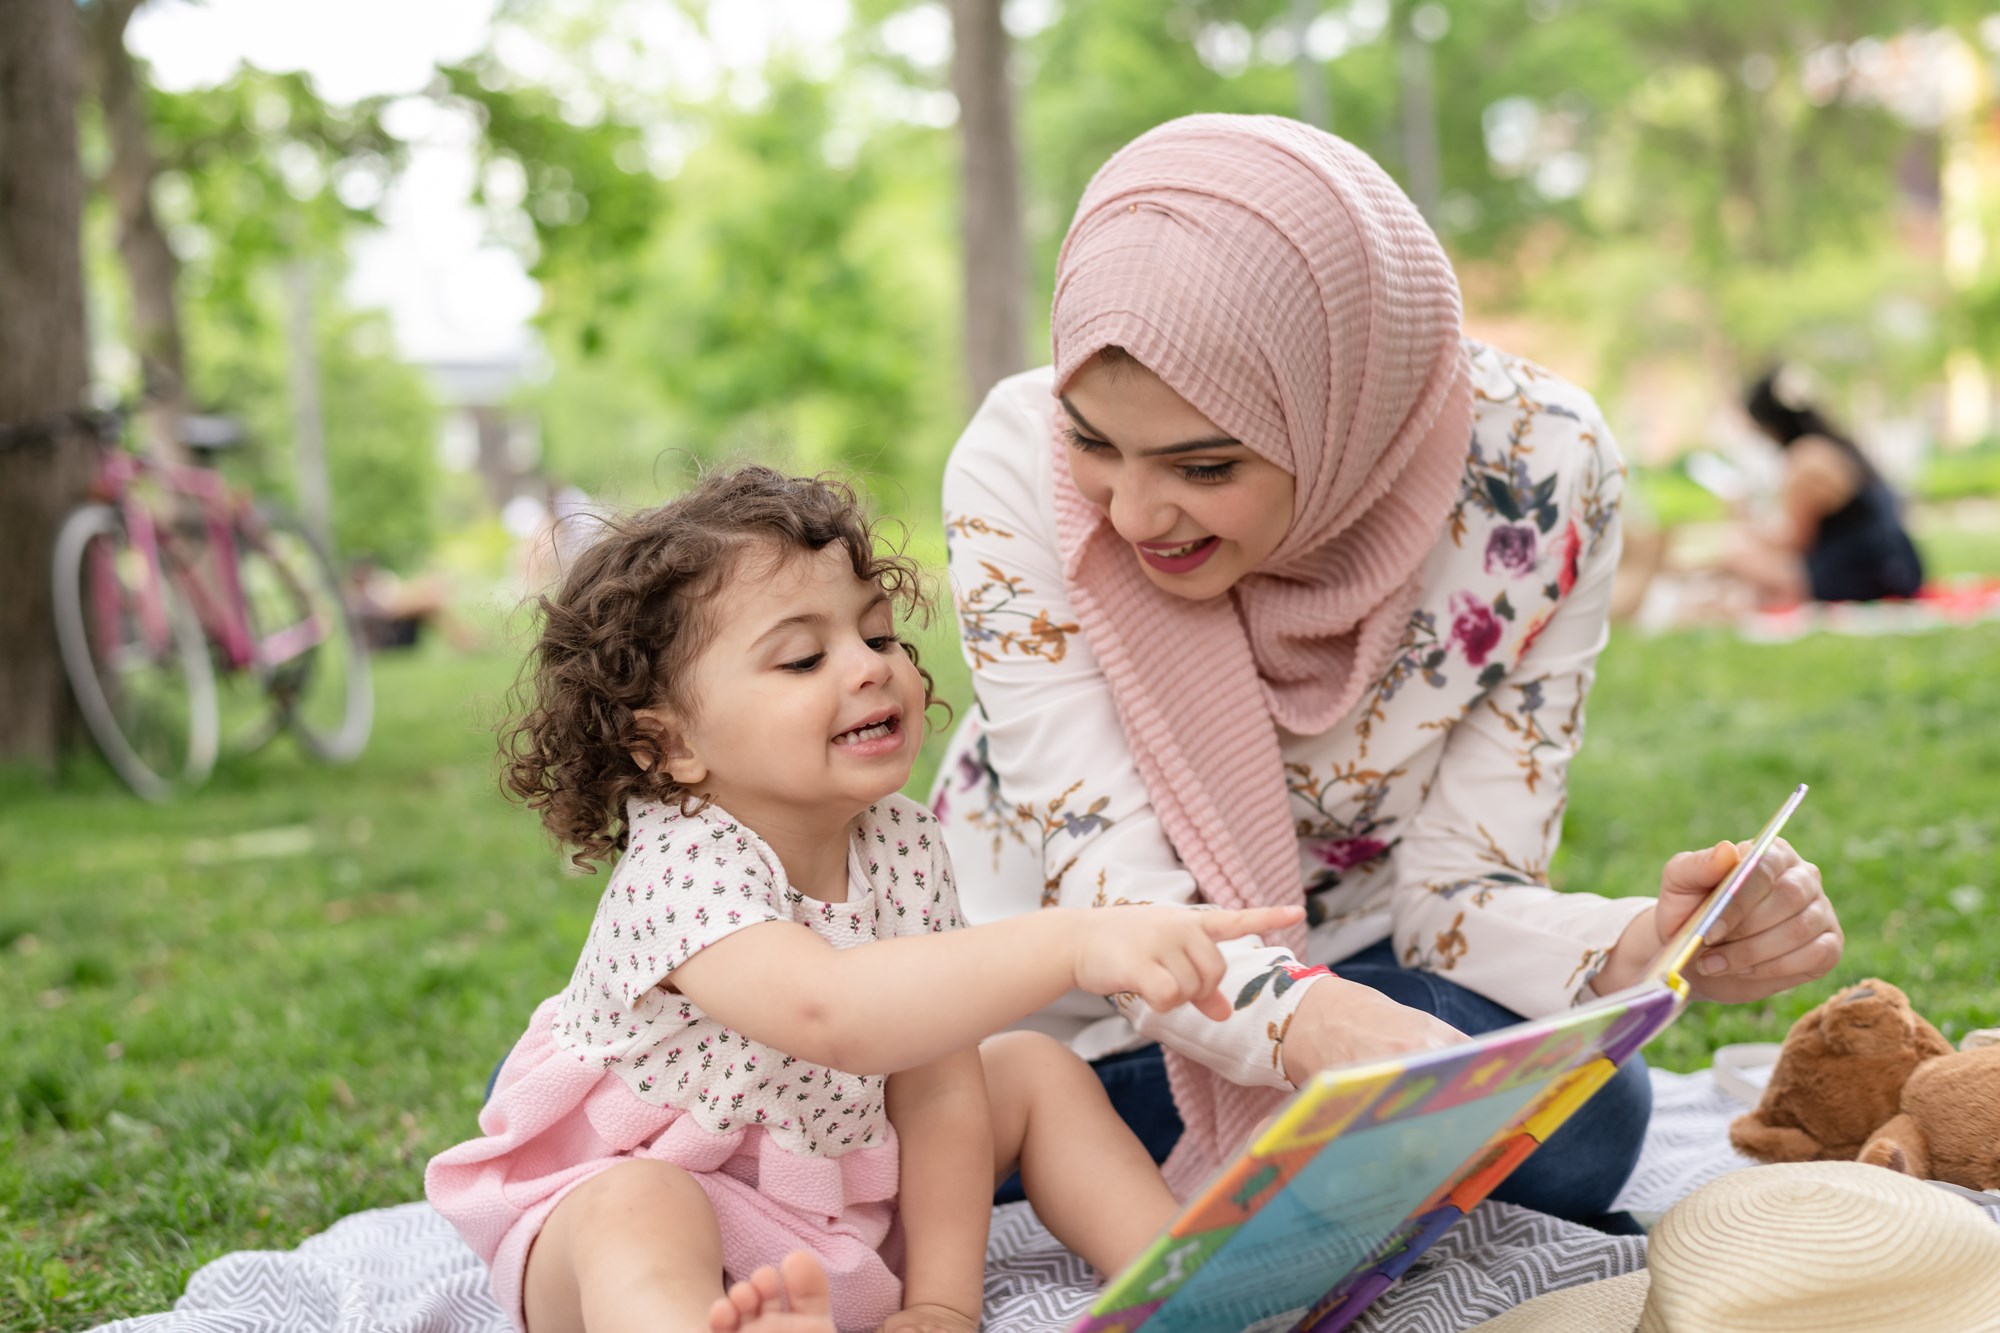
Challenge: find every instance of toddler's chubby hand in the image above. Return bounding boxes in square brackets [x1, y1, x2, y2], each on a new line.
[879, 1303, 980, 1333]
[1070, 904, 1306, 1021]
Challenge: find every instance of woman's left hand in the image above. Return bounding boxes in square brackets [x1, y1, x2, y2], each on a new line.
[1594, 837, 1842, 1002]
[1667, 836, 1842, 1001]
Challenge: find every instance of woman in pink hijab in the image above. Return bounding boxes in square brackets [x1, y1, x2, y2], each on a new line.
[930, 115, 1842, 1226]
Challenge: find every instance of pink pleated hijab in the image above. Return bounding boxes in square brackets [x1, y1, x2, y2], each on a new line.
[1048, 114, 1473, 1186]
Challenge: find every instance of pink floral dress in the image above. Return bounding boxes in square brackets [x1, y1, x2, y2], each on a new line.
[931, 340, 1653, 1088]
[425, 793, 963, 1332]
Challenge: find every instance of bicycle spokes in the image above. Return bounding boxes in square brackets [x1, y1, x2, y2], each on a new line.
[236, 512, 372, 762]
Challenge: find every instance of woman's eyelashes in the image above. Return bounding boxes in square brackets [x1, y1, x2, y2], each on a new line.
[1062, 425, 1237, 484]
[1062, 425, 1110, 455]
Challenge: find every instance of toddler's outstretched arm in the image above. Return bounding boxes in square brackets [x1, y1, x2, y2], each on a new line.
[668, 903, 1302, 1076]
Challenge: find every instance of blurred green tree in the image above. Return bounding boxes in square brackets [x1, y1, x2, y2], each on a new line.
[1002, 0, 1982, 414]
[183, 278, 441, 569]
[445, 33, 958, 514]
[80, 21, 439, 566]
[141, 68, 440, 565]
[440, 0, 1986, 517]
[1501, 1, 1961, 393]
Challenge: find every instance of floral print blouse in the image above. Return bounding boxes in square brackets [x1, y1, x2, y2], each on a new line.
[929, 341, 1652, 1091]
[551, 793, 963, 1156]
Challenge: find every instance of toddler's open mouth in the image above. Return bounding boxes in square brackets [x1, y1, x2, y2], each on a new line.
[832, 712, 901, 748]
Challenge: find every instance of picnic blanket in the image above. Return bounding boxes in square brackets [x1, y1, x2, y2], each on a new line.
[86, 1069, 1996, 1333]
[1737, 577, 2000, 644]
[1629, 572, 2000, 641]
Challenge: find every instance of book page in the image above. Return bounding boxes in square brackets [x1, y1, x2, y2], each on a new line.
[1078, 990, 1677, 1333]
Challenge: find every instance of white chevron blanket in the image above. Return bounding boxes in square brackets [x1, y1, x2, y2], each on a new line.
[74, 1070, 1863, 1333]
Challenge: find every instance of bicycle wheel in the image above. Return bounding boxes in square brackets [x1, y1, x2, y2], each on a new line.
[51, 503, 221, 800]
[234, 507, 372, 762]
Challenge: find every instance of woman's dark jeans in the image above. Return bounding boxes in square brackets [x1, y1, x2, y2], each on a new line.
[995, 938, 1651, 1234]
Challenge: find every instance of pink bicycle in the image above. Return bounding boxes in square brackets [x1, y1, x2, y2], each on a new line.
[51, 418, 371, 800]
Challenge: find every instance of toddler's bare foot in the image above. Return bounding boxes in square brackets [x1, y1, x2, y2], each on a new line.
[708, 1251, 835, 1333]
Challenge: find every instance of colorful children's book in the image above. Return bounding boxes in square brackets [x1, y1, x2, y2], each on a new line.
[1071, 784, 1809, 1333]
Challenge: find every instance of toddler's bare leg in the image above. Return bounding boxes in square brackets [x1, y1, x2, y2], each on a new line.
[523, 1158, 736, 1333]
[982, 1031, 1180, 1278]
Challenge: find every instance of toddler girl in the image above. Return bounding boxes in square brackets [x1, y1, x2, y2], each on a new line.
[425, 466, 1301, 1333]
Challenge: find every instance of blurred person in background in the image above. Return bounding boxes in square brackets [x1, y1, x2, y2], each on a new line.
[344, 553, 449, 651]
[343, 553, 478, 653]
[1719, 365, 1924, 608]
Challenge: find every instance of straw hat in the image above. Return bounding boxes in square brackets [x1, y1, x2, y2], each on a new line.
[1472, 1162, 2000, 1332]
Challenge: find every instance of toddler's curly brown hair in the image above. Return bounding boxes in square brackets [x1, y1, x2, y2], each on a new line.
[500, 465, 942, 869]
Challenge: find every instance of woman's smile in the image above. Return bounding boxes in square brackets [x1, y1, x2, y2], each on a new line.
[1135, 536, 1221, 574]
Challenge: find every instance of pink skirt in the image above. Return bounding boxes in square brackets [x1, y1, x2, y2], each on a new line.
[425, 997, 904, 1332]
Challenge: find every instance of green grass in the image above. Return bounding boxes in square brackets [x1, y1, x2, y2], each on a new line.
[1913, 442, 2000, 505]
[1915, 505, 2000, 582]
[1557, 621, 2000, 1069]
[5, 603, 1999, 1329]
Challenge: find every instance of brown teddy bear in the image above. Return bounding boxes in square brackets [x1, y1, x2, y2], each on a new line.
[1729, 978, 2000, 1192]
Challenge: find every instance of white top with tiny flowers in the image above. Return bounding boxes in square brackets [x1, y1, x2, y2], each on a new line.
[931, 340, 1654, 1091]
[550, 792, 963, 1158]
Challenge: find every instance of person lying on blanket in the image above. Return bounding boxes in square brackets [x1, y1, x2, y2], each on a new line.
[926, 113, 1846, 1232]
[425, 466, 1302, 1333]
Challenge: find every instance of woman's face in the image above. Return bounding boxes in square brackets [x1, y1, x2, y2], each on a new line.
[1060, 353, 1296, 601]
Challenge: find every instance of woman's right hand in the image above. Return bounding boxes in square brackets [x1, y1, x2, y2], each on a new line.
[1278, 974, 1467, 1085]
[1068, 904, 1306, 1021]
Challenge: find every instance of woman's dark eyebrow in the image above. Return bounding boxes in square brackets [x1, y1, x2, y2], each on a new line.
[1060, 395, 1244, 457]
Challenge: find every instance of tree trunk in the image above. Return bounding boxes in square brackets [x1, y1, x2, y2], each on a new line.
[0, 0, 97, 767]
[1290, 0, 1330, 130]
[84, 0, 191, 462]
[949, 0, 1027, 411]
[1396, 16, 1441, 226]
